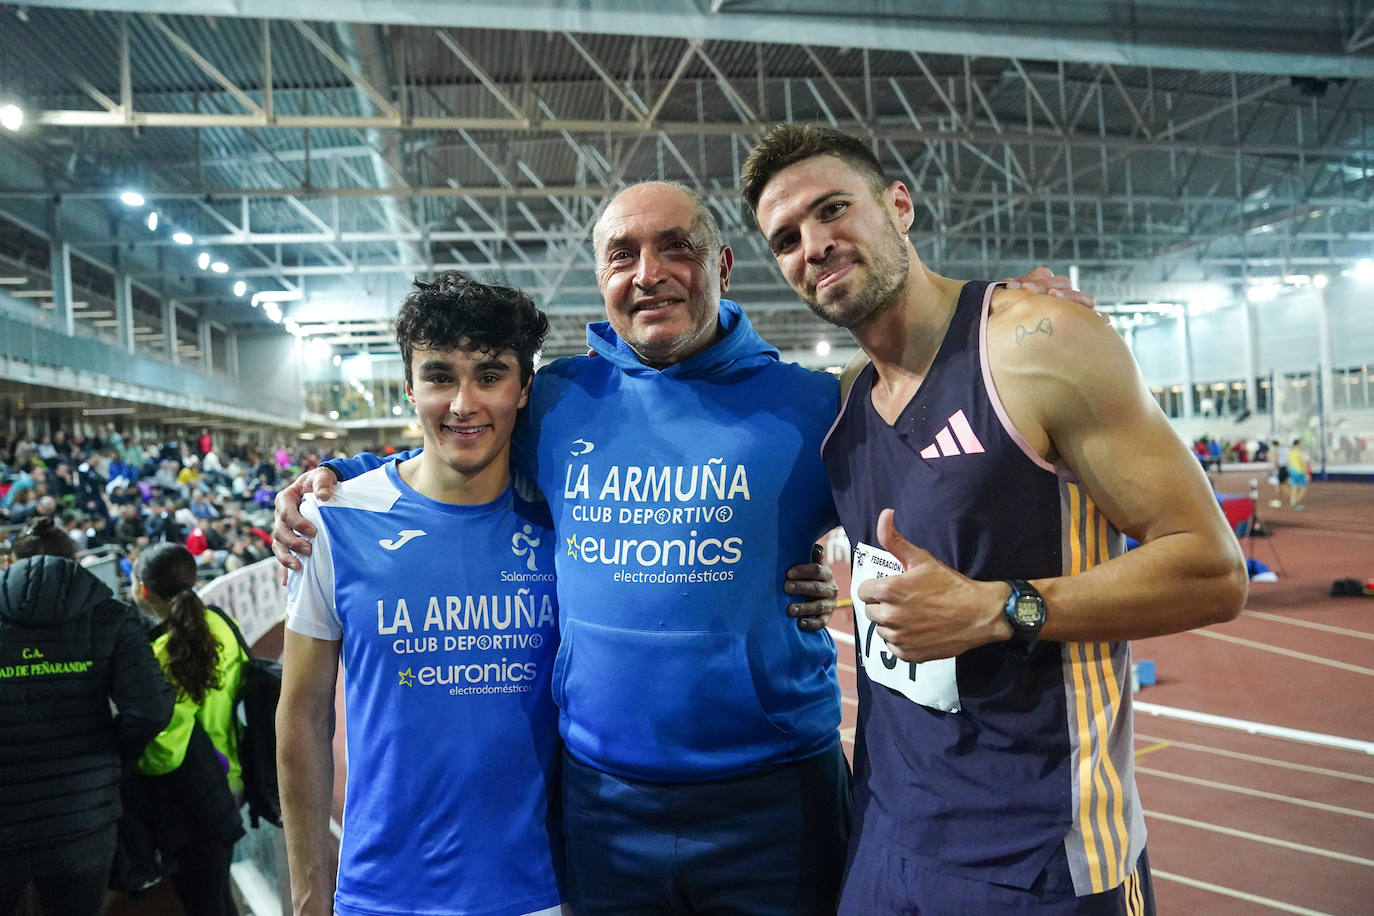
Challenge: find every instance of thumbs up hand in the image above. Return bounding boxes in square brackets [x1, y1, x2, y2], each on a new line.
[855, 509, 1013, 662]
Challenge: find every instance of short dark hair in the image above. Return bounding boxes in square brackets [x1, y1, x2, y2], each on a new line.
[12, 517, 75, 560]
[741, 123, 891, 217]
[394, 271, 550, 386]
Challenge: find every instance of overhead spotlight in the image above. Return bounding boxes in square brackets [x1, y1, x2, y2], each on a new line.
[1355, 258, 1374, 282]
[172, 231, 193, 245]
[1313, 273, 1329, 289]
[303, 338, 332, 365]
[210, 261, 228, 274]
[331, 354, 342, 367]
[197, 252, 210, 270]
[1246, 283, 1278, 304]
[119, 190, 145, 207]
[146, 211, 158, 231]
[252, 289, 304, 303]
[233, 280, 246, 297]
[1, 103, 24, 132]
[815, 340, 831, 357]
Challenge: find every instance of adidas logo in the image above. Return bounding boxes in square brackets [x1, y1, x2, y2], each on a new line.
[918, 410, 985, 459]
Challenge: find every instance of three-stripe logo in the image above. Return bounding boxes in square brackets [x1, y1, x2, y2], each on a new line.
[918, 410, 985, 459]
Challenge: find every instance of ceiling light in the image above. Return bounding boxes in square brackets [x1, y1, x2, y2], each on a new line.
[1313, 274, 1329, 289]
[119, 190, 145, 207]
[172, 231, 193, 245]
[391, 404, 403, 416]
[815, 340, 831, 357]
[146, 211, 158, 231]
[1354, 259, 1374, 282]
[251, 289, 304, 303]
[233, 280, 246, 297]
[211, 261, 228, 274]
[0, 103, 23, 132]
[197, 252, 210, 270]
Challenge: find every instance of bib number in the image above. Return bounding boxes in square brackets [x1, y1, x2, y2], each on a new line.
[851, 541, 960, 713]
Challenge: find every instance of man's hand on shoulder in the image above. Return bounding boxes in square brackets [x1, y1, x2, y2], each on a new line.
[1002, 265, 1098, 313]
[272, 467, 340, 575]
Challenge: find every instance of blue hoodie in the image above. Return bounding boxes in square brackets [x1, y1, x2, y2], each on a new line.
[328, 300, 842, 782]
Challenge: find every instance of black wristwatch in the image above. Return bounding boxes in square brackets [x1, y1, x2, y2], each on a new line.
[1003, 579, 1046, 650]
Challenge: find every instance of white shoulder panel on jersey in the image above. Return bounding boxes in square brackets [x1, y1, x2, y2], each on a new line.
[322, 463, 403, 514]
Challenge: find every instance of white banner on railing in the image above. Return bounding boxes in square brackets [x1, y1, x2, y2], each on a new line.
[198, 557, 286, 648]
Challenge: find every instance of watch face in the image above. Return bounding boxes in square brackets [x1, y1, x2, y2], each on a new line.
[1014, 595, 1043, 627]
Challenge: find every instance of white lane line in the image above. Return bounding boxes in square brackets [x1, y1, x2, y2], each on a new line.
[1134, 733, 1374, 785]
[1144, 809, 1374, 867]
[1242, 610, 1374, 640]
[1190, 628, 1374, 675]
[1133, 704, 1374, 756]
[1135, 766, 1374, 820]
[828, 626, 854, 645]
[1149, 869, 1333, 916]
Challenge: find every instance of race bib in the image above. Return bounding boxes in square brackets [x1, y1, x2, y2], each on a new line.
[851, 541, 960, 713]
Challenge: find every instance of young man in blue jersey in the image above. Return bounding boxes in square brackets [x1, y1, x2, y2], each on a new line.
[745, 124, 1249, 914]
[276, 272, 567, 916]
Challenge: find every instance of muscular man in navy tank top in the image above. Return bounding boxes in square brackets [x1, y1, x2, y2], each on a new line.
[745, 125, 1248, 914]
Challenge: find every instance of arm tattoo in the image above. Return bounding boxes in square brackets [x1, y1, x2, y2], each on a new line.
[1014, 317, 1053, 345]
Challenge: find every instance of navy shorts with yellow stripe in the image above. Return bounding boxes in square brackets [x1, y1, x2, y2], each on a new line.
[839, 842, 1154, 916]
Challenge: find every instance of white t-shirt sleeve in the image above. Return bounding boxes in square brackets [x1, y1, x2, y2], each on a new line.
[285, 495, 342, 640]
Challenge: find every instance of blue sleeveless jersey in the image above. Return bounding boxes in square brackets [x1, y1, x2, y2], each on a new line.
[286, 463, 564, 916]
[822, 281, 1145, 896]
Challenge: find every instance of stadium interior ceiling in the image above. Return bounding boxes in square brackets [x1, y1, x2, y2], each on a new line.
[3, 0, 1374, 431]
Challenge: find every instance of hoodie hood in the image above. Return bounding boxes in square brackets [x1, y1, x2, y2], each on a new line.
[0, 555, 114, 627]
[585, 299, 780, 380]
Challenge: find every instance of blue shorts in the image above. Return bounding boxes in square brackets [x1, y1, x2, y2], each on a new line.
[1289, 471, 1308, 488]
[839, 840, 1154, 915]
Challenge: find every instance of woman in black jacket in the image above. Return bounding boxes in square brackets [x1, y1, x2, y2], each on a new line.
[0, 518, 173, 916]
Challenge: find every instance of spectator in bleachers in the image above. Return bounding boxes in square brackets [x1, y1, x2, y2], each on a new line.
[0, 518, 173, 916]
[1, 465, 38, 510]
[200, 449, 227, 491]
[61, 512, 88, 552]
[107, 449, 139, 487]
[190, 491, 220, 521]
[115, 504, 147, 550]
[84, 515, 113, 551]
[35, 435, 57, 466]
[144, 502, 183, 545]
[176, 457, 200, 498]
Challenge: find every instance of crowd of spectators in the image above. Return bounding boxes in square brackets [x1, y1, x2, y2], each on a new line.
[0, 425, 336, 585]
[1191, 435, 1274, 472]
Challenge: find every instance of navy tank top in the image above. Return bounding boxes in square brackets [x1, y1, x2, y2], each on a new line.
[822, 280, 1144, 896]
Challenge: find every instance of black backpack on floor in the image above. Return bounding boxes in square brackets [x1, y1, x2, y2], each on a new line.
[210, 605, 283, 828]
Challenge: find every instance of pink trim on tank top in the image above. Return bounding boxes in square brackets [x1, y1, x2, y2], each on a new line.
[979, 283, 1057, 474]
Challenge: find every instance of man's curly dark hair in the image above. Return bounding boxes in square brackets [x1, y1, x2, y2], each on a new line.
[394, 271, 550, 386]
